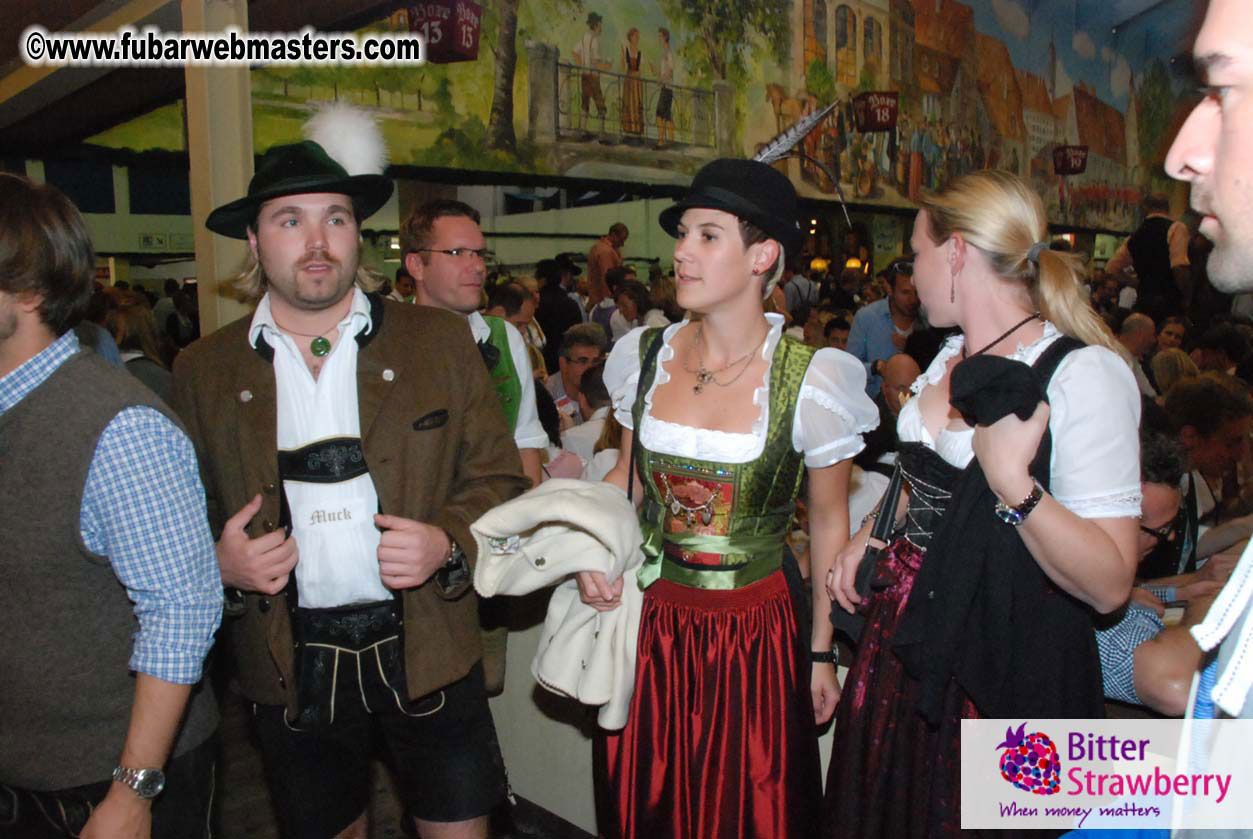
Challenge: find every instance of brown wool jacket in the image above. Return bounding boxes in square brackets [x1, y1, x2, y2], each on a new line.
[170, 294, 529, 710]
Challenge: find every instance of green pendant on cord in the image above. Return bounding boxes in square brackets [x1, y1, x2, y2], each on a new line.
[310, 336, 331, 357]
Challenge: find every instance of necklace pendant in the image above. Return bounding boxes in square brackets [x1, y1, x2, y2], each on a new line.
[694, 367, 713, 395]
[310, 336, 331, 357]
[700, 507, 713, 526]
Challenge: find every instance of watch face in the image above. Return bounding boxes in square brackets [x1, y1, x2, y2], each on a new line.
[995, 506, 1025, 526]
[135, 769, 165, 798]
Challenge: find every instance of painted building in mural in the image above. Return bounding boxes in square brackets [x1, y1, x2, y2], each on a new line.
[84, 0, 1194, 233]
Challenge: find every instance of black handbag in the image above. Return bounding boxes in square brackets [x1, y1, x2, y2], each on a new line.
[831, 461, 903, 642]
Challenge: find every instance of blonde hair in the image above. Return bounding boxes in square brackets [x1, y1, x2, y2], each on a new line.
[919, 170, 1128, 362]
[1152, 348, 1200, 397]
[527, 343, 548, 380]
[227, 245, 384, 304]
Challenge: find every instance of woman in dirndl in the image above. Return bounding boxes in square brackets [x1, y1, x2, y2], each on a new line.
[824, 170, 1142, 837]
[577, 158, 878, 839]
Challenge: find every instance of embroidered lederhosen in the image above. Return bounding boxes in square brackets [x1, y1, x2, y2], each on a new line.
[630, 327, 818, 591]
[277, 438, 425, 728]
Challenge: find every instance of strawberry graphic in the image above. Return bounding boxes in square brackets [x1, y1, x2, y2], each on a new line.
[996, 722, 1061, 795]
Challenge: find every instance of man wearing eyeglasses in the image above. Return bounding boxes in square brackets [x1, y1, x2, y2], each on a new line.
[404, 199, 548, 489]
[403, 200, 550, 706]
[546, 323, 608, 425]
[1094, 430, 1233, 717]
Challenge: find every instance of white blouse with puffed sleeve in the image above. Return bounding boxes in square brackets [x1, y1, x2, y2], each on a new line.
[895, 322, 1142, 519]
[603, 314, 879, 468]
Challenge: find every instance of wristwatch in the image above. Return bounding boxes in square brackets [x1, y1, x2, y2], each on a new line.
[811, 649, 840, 666]
[994, 480, 1044, 526]
[435, 531, 470, 593]
[112, 766, 165, 799]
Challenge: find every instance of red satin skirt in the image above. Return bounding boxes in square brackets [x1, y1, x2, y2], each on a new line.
[599, 571, 820, 839]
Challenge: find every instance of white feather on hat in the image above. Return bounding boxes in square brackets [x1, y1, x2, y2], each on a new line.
[303, 103, 388, 176]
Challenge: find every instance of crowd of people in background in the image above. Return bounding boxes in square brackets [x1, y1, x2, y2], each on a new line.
[81, 186, 1251, 737]
[359, 189, 1250, 739]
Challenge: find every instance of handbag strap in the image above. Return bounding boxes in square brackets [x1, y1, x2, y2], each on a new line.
[627, 330, 667, 503]
[870, 460, 904, 544]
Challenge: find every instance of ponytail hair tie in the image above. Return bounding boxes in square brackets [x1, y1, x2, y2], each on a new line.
[1027, 241, 1049, 265]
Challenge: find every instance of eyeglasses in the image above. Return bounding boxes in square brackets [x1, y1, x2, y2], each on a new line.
[416, 247, 495, 262]
[1139, 521, 1177, 542]
[564, 354, 603, 366]
[890, 259, 914, 277]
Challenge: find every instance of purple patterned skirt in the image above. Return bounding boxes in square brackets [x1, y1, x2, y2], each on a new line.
[823, 537, 980, 839]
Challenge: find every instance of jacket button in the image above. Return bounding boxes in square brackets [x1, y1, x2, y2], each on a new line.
[262, 519, 276, 531]
[535, 556, 546, 567]
[263, 482, 277, 495]
[278, 676, 285, 688]
[239, 389, 253, 403]
[259, 598, 270, 613]
[927, 590, 936, 600]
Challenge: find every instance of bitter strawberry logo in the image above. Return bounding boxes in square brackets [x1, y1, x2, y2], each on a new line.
[996, 722, 1061, 795]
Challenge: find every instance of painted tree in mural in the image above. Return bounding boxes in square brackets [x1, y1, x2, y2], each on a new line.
[659, 0, 790, 82]
[486, 0, 520, 150]
[807, 59, 835, 103]
[486, 0, 582, 151]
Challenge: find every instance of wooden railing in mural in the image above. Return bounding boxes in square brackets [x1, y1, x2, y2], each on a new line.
[555, 62, 714, 149]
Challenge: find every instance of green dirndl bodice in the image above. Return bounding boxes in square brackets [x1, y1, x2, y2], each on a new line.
[630, 326, 819, 591]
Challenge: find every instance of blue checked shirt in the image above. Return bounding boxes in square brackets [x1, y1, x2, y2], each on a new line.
[1094, 588, 1172, 706]
[0, 331, 222, 684]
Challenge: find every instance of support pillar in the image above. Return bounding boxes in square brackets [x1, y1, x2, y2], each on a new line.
[183, 0, 253, 334]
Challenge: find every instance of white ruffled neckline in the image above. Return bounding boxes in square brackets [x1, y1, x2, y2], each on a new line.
[904, 321, 1064, 456]
[909, 320, 1062, 396]
[638, 314, 786, 462]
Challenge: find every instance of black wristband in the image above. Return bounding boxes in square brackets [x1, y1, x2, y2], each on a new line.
[811, 649, 839, 665]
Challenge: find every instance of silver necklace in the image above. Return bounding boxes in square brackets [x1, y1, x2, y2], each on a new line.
[682, 323, 770, 395]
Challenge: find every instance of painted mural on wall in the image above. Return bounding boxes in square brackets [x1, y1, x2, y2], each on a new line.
[88, 0, 1200, 232]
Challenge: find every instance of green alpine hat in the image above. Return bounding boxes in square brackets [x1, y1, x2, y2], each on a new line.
[205, 140, 393, 239]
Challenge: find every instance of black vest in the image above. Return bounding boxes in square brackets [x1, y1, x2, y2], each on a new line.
[1128, 216, 1178, 309]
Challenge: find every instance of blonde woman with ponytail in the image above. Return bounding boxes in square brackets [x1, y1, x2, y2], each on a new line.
[824, 170, 1141, 837]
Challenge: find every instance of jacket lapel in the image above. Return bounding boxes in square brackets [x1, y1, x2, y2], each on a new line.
[236, 333, 279, 497]
[356, 294, 392, 443]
